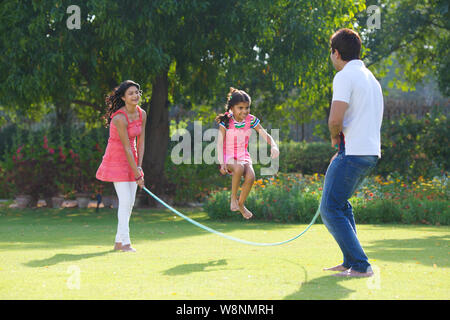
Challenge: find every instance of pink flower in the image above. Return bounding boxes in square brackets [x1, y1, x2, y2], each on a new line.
[49, 148, 55, 154]
[43, 136, 49, 149]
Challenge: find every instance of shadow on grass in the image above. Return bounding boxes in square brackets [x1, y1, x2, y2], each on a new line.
[281, 259, 354, 300]
[284, 274, 356, 300]
[0, 207, 307, 251]
[23, 250, 114, 267]
[162, 259, 228, 276]
[279, 259, 356, 300]
[3, 208, 449, 271]
[283, 231, 450, 299]
[365, 234, 450, 268]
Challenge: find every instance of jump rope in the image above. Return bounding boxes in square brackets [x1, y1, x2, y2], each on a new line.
[139, 138, 341, 246]
[142, 186, 321, 246]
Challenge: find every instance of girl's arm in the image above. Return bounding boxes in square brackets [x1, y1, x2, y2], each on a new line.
[217, 125, 227, 174]
[137, 110, 147, 171]
[254, 123, 280, 158]
[113, 115, 143, 181]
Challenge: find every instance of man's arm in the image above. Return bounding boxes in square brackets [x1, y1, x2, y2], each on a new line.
[328, 100, 348, 146]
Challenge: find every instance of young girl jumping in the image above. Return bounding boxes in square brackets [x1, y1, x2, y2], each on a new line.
[96, 80, 147, 252]
[216, 87, 279, 219]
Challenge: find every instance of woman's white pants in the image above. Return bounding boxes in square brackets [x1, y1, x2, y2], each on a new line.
[113, 181, 138, 245]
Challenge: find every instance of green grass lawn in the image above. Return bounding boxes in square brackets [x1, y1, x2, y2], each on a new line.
[0, 206, 448, 300]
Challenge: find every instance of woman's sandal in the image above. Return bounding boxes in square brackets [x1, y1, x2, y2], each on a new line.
[121, 244, 137, 252]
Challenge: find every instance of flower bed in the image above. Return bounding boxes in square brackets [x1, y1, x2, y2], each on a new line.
[1, 126, 110, 205]
[204, 173, 449, 225]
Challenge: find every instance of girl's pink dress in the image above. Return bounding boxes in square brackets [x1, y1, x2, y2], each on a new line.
[96, 106, 143, 182]
[222, 114, 256, 165]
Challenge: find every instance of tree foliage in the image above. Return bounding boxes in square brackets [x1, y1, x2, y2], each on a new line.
[360, 0, 449, 96]
[0, 1, 363, 122]
[0, 0, 361, 193]
[1, 0, 447, 196]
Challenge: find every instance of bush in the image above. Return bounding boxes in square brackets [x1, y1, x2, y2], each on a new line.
[204, 173, 323, 222]
[278, 113, 449, 180]
[0, 165, 13, 198]
[279, 141, 335, 174]
[165, 160, 229, 204]
[3, 131, 61, 202]
[67, 128, 107, 194]
[353, 198, 449, 225]
[0, 125, 108, 201]
[3, 112, 446, 205]
[0, 124, 18, 161]
[376, 113, 449, 179]
[164, 138, 335, 204]
[204, 173, 450, 225]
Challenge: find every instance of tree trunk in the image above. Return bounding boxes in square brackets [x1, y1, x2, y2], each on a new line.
[55, 101, 71, 125]
[142, 70, 171, 206]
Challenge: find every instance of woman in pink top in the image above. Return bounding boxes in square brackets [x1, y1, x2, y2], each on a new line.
[96, 80, 147, 252]
[216, 88, 279, 219]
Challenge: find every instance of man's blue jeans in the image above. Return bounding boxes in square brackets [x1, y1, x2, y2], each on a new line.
[320, 142, 378, 273]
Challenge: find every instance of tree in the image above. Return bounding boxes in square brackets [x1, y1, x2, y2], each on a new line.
[0, 0, 363, 197]
[359, 0, 449, 96]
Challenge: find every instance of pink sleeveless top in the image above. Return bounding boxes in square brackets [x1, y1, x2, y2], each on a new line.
[223, 114, 253, 165]
[96, 106, 143, 182]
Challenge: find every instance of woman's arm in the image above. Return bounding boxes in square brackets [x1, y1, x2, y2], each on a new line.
[113, 114, 142, 180]
[254, 123, 279, 158]
[137, 109, 147, 169]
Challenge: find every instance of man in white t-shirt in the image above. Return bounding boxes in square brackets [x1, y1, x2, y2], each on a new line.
[320, 28, 383, 278]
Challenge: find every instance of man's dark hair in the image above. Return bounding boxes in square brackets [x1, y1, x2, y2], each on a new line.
[330, 28, 362, 61]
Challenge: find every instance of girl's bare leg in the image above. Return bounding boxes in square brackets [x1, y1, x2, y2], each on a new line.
[226, 163, 244, 211]
[237, 164, 255, 219]
[239, 164, 255, 205]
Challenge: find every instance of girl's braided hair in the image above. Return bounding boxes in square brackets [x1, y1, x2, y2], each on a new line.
[215, 87, 252, 128]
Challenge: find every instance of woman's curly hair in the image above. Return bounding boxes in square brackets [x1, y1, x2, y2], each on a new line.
[103, 80, 141, 127]
[215, 87, 252, 128]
